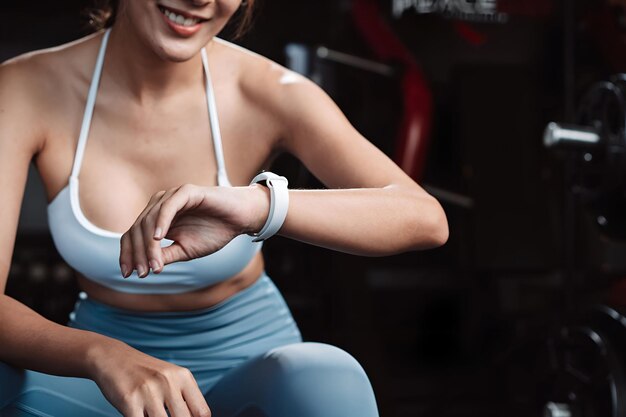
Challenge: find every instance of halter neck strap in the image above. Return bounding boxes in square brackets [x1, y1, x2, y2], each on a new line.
[70, 28, 231, 187]
[201, 47, 231, 186]
[70, 28, 111, 180]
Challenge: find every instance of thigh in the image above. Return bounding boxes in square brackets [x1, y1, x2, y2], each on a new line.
[205, 342, 379, 417]
[0, 362, 120, 417]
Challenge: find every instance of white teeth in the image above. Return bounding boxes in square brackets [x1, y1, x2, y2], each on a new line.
[161, 7, 200, 26]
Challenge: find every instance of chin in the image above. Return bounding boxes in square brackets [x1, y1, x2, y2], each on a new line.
[149, 15, 218, 62]
[154, 37, 209, 62]
[117, 1, 224, 63]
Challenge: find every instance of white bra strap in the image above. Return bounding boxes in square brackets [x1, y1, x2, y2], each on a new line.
[70, 28, 111, 180]
[201, 47, 231, 187]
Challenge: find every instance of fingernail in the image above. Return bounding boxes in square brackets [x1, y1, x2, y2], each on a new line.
[149, 259, 159, 273]
[121, 264, 129, 278]
[137, 265, 147, 278]
[154, 227, 162, 239]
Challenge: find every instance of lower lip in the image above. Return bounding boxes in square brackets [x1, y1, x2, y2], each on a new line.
[160, 10, 204, 37]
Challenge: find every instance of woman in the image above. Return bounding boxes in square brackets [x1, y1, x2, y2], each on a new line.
[0, 1, 448, 416]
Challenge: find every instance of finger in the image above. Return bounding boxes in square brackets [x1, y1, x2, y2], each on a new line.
[182, 380, 211, 417]
[144, 400, 168, 417]
[142, 202, 165, 274]
[130, 224, 150, 278]
[119, 402, 144, 417]
[120, 190, 168, 278]
[119, 232, 134, 278]
[146, 190, 170, 273]
[154, 184, 201, 241]
[164, 391, 192, 417]
[160, 241, 191, 266]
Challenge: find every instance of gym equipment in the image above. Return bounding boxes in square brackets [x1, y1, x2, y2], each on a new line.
[352, 0, 433, 182]
[536, 74, 626, 417]
[536, 306, 626, 417]
[544, 74, 626, 200]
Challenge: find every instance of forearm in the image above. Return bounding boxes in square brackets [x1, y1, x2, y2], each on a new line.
[250, 184, 448, 256]
[0, 294, 121, 379]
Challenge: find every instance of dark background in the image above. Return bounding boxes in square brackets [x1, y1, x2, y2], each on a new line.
[2, 1, 626, 416]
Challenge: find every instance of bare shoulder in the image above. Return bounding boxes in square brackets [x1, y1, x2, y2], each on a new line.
[213, 37, 321, 127]
[0, 54, 50, 154]
[2, 31, 101, 93]
[0, 32, 102, 148]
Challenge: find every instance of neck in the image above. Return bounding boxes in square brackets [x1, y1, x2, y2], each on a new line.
[105, 23, 211, 102]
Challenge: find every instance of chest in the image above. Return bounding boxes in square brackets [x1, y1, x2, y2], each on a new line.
[36, 80, 279, 234]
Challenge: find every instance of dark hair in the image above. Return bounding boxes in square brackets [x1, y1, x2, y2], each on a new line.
[86, 0, 257, 39]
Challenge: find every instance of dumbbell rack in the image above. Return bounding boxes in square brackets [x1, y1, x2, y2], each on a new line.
[537, 74, 626, 417]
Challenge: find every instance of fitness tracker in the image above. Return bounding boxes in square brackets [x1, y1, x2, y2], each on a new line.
[248, 171, 289, 242]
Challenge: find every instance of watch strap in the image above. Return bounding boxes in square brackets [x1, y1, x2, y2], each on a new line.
[248, 172, 289, 242]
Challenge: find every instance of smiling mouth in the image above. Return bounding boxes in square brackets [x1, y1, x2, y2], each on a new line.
[158, 5, 210, 27]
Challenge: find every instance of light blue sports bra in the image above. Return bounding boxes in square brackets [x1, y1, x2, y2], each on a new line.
[47, 29, 263, 294]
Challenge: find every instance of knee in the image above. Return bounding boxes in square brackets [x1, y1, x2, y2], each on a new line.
[264, 342, 367, 379]
[261, 342, 378, 417]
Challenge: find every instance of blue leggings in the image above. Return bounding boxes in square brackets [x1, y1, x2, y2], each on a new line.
[0, 273, 379, 417]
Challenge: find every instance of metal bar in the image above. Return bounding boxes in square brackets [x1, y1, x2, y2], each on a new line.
[315, 46, 395, 77]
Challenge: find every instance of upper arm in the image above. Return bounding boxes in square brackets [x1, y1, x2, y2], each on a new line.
[0, 60, 47, 292]
[262, 65, 424, 191]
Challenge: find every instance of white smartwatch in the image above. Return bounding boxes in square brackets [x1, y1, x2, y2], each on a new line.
[248, 171, 289, 242]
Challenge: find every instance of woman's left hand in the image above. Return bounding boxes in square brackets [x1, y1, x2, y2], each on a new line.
[119, 184, 269, 278]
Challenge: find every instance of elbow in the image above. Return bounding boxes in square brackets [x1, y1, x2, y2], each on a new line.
[429, 205, 449, 248]
[412, 197, 449, 250]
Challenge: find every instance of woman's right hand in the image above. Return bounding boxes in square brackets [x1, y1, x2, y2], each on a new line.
[88, 339, 211, 417]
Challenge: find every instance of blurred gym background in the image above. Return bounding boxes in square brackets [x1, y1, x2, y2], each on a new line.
[3, 0, 626, 416]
